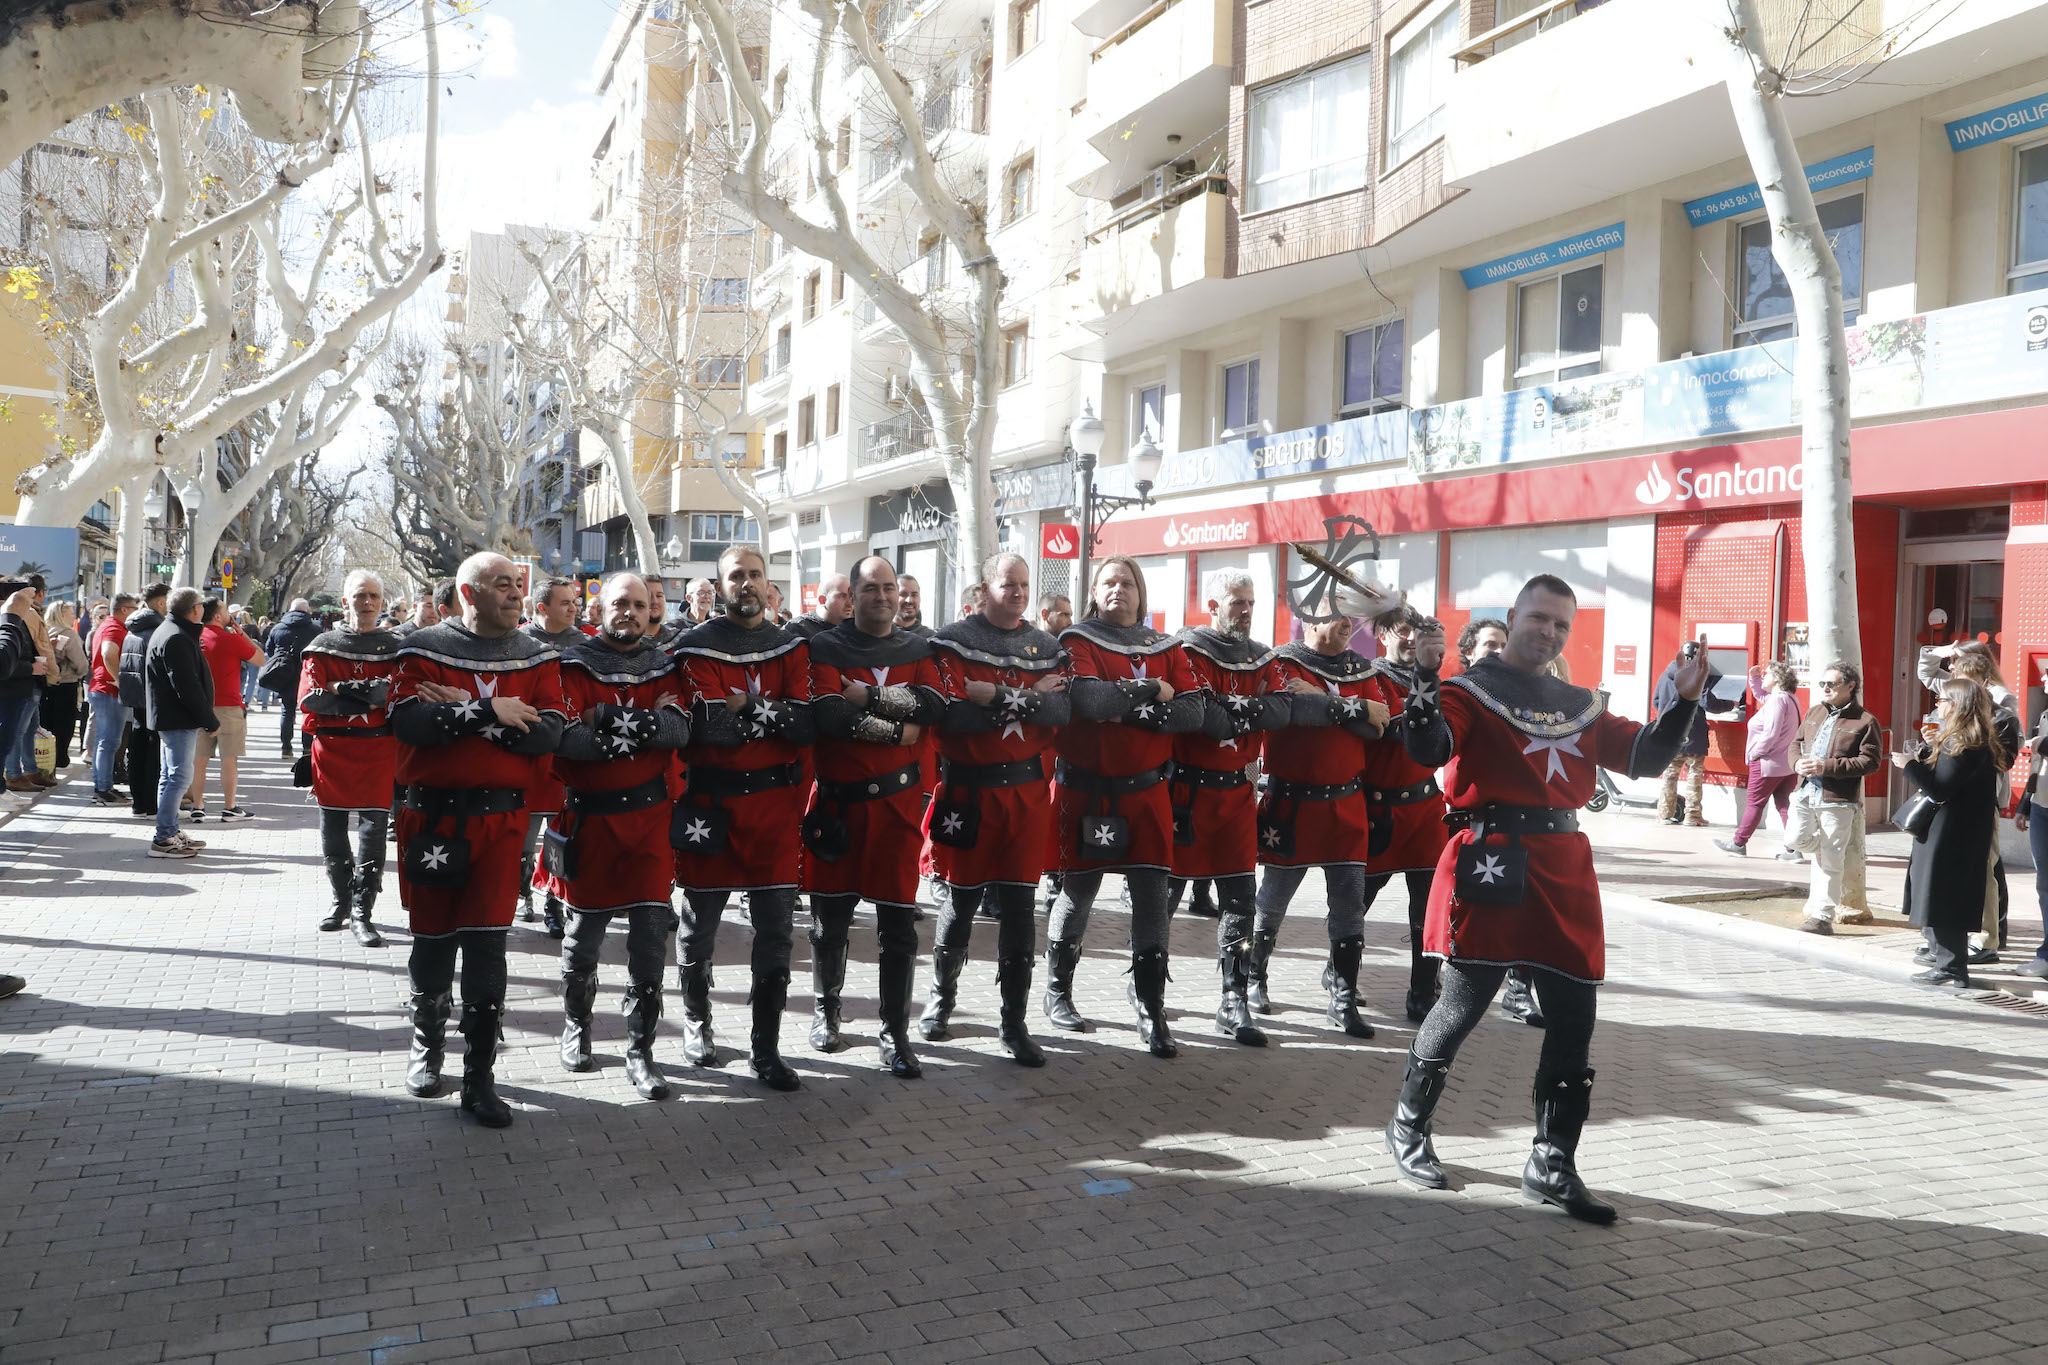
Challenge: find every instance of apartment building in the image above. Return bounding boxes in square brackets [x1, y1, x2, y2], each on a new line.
[1060, 0, 2048, 819]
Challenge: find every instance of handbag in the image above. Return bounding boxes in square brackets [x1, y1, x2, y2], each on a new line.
[256, 651, 296, 694]
[1453, 832, 1529, 906]
[1895, 789, 1941, 841]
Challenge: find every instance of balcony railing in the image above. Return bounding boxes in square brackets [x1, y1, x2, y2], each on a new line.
[864, 136, 902, 187]
[1087, 165, 1228, 242]
[1454, 0, 1614, 64]
[858, 409, 935, 467]
[1090, 0, 1180, 60]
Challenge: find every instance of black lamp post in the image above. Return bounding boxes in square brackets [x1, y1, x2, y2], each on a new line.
[1066, 400, 1163, 603]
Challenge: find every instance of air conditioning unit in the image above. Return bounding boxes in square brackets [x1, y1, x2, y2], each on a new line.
[1138, 163, 1173, 201]
[884, 374, 911, 405]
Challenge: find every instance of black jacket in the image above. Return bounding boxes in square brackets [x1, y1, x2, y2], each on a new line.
[264, 610, 323, 675]
[145, 615, 219, 733]
[1903, 743, 1999, 932]
[1653, 660, 1737, 757]
[118, 607, 165, 712]
[0, 614, 30, 694]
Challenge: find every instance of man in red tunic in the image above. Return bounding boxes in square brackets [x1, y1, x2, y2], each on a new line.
[390, 552, 567, 1128]
[1360, 605, 1452, 1023]
[1386, 574, 1706, 1222]
[802, 556, 947, 1078]
[669, 544, 814, 1092]
[520, 578, 582, 938]
[299, 569, 402, 949]
[1253, 614, 1391, 1039]
[1171, 568, 1289, 1047]
[920, 552, 1068, 1067]
[542, 574, 691, 1101]
[1046, 556, 1208, 1058]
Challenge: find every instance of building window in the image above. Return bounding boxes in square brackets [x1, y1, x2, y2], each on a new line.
[1222, 359, 1260, 433]
[1134, 383, 1165, 442]
[1736, 193, 1863, 345]
[836, 118, 854, 172]
[831, 266, 845, 303]
[697, 356, 745, 386]
[1340, 319, 1404, 414]
[2017, 142, 2048, 293]
[826, 382, 842, 437]
[1387, 2, 1458, 169]
[772, 322, 792, 374]
[797, 395, 816, 445]
[919, 232, 949, 292]
[1514, 265, 1603, 389]
[803, 270, 822, 321]
[1246, 53, 1372, 215]
[1003, 155, 1036, 224]
[1009, 0, 1039, 59]
[772, 67, 789, 113]
[690, 511, 760, 561]
[772, 430, 788, 466]
[1002, 323, 1031, 387]
[704, 277, 747, 308]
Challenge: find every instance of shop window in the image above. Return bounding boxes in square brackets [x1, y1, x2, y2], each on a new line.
[1514, 265, 1603, 389]
[1222, 358, 1260, 433]
[2012, 141, 2048, 295]
[1246, 53, 1372, 215]
[1736, 192, 1863, 345]
[1387, 2, 1458, 169]
[1134, 383, 1165, 442]
[1340, 319, 1404, 415]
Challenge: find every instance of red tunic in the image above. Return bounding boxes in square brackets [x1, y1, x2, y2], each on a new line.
[927, 618, 1066, 889]
[1054, 623, 1200, 875]
[1171, 628, 1280, 879]
[1259, 645, 1378, 869]
[1425, 671, 1646, 983]
[533, 642, 686, 915]
[801, 627, 944, 907]
[1362, 662, 1449, 875]
[521, 624, 582, 816]
[298, 629, 400, 813]
[670, 618, 811, 893]
[391, 626, 567, 937]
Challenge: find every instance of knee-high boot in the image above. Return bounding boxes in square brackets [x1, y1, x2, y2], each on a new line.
[877, 944, 923, 1079]
[918, 944, 968, 1042]
[457, 1002, 513, 1128]
[748, 970, 801, 1092]
[1325, 935, 1375, 1039]
[1384, 1051, 1453, 1189]
[321, 855, 353, 931]
[996, 956, 1043, 1066]
[1246, 929, 1278, 1014]
[559, 968, 598, 1072]
[1214, 940, 1267, 1047]
[350, 865, 385, 947]
[808, 924, 849, 1052]
[677, 957, 720, 1067]
[1127, 947, 1177, 1059]
[404, 991, 451, 1097]
[1499, 967, 1547, 1026]
[1522, 1066, 1615, 1224]
[1042, 938, 1087, 1032]
[622, 980, 671, 1100]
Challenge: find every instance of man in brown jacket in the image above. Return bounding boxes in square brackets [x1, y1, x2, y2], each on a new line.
[1786, 661, 1883, 934]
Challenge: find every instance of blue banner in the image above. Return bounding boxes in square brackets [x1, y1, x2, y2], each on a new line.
[1458, 223, 1624, 290]
[0, 525, 81, 601]
[1116, 408, 1407, 497]
[1946, 90, 2048, 152]
[1682, 147, 1875, 227]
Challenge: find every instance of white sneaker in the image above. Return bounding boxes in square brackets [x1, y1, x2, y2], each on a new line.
[149, 838, 197, 859]
[174, 831, 208, 851]
[184, 806, 207, 822]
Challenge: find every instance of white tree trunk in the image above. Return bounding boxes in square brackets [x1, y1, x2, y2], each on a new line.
[115, 474, 151, 594]
[1721, 0, 1860, 674]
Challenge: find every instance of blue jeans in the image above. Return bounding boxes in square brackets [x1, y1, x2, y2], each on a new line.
[156, 729, 199, 843]
[240, 661, 257, 707]
[88, 691, 127, 793]
[6, 692, 39, 778]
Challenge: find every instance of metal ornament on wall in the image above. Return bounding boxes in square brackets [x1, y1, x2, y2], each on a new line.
[1286, 515, 1404, 624]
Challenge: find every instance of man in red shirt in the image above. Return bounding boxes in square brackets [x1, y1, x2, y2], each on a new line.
[87, 593, 136, 804]
[189, 597, 264, 820]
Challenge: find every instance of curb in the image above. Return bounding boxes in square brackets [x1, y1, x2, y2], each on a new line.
[1604, 890, 1925, 989]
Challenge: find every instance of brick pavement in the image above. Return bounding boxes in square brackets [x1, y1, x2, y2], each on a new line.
[4, 752, 2048, 1364]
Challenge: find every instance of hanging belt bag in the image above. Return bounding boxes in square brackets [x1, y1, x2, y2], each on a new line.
[802, 761, 923, 863]
[1452, 806, 1577, 907]
[673, 762, 799, 856]
[929, 757, 1044, 850]
[401, 784, 523, 890]
[1256, 776, 1361, 861]
[1057, 760, 1169, 863]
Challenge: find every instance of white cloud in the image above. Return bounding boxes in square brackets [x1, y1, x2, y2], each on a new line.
[436, 95, 603, 243]
[378, 8, 521, 84]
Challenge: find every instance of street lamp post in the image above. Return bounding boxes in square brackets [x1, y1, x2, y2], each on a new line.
[1065, 401, 1163, 608]
[176, 477, 204, 588]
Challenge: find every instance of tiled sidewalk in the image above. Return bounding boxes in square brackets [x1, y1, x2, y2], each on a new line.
[3, 754, 2047, 1364]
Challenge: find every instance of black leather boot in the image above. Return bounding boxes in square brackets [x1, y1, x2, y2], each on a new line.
[1384, 1051, 1452, 1189]
[320, 855, 353, 931]
[622, 980, 672, 1100]
[1127, 947, 1177, 1059]
[1499, 969, 1546, 1027]
[542, 895, 566, 941]
[1214, 945, 1268, 1047]
[518, 890, 537, 923]
[1325, 935, 1375, 1039]
[808, 925, 848, 1052]
[877, 946, 923, 1079]
[748, 972, 801, 1092]
[1042, 938, 1087, 1032]
[457, 1002, 513, 1128]
[918, 945, 967, 1042]
[996, 956, 1044, 1067]
[350, 868, 385, 948]
[1522, 1067, 1616, 1224]
[677, 958, 721, 1068]
[1246, 929, 1278, 1015]
[559, 968, 598, 1073]
[404, 991, 451, 1098]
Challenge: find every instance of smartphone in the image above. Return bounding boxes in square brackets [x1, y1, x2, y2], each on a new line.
[1681, 641, 1700, 661]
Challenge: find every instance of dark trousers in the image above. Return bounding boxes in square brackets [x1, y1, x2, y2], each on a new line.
[563, 906, 671, 983]
[680, 887, 796, 981]
[128, 720, 160, 815]
[320, 808, 388, 884]
[932, 882, 1038, 961]
[408, 932, 508, 1007]
[42, 684, 79, 767]
[279, 681, 301, 753]
[1925, 922, 1972, 983]
[1364, 869, 1438, 995]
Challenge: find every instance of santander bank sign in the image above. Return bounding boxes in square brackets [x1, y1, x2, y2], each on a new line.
[1632, 454, 1804, 508]
[1159, 514, 1255, 548]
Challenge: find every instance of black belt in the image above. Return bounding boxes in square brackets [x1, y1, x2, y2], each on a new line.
[1267, 776, 1361, 803]
[1175, 763, 1251, 791]
[939, 757, 1045, 789]
[1367, 779, 1439, 806]
[403, 784, 525, 817]
[1054, 760, 1170, 796]
[564, 774, 670, 818]
[819, 761, 924, 805]
[686, 761, 800, 800]
[1466, 804, 1579, 838]
[314, 723, 393, 739]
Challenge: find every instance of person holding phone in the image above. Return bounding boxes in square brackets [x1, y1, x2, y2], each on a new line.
[1894, 679, 2005, 989]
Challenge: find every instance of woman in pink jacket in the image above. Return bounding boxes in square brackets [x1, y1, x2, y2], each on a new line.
[1717, 661, 1804, 858]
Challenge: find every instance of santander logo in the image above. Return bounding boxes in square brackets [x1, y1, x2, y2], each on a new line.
[1044, 528, 1074, 555]
[1631, 457, 1803, 507]
[1634, 466, 1672, 505]
[1160, 515, 1253, 549]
